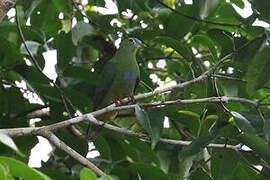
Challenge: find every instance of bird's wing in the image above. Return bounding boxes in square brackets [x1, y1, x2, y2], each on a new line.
[133, 73, 140, 93]
[93, 61, 118, 109]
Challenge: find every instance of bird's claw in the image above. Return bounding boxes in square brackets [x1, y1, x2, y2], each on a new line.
[113, 99, 121, 106]
[128, 95, 136, 103]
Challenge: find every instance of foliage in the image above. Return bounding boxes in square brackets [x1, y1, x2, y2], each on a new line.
[1, 0, 270, 179]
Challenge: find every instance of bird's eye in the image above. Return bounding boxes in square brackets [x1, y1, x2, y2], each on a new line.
[128, 38, 135, 44]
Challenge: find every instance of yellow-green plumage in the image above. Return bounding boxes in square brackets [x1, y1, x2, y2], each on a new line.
[88, 38, 142, 138]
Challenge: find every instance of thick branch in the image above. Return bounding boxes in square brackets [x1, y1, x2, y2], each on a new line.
[37, 130, 105, 177]
[0, 0, 15, 22]
[1, 95, 264, 137]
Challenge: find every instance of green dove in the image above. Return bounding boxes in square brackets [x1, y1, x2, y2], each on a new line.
[88, 37, 142, 138]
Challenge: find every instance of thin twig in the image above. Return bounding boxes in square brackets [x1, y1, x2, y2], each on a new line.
[213, 74, 246, 82]
[155, 0, 242, 28]
[15, 6, 82, 137]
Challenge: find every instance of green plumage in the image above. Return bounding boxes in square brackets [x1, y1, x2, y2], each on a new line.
[88, 38, 141, 138]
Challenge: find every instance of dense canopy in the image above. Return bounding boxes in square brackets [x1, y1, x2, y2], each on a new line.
[0, 0, 270, 179]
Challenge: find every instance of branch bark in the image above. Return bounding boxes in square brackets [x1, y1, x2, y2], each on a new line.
[0, 0, 15, 22]
[36, 130, 106, 177]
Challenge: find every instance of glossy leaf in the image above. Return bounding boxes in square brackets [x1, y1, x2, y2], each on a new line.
[237, 134, 270, 165]
[246, 46, 270, 94]
[80, 168, 96, 180]
[71, 22, 96, 46]
[231, 111, 257, 134]
[154, 36, 193, 61]
[0, 156, 51, 180]
[0, 133, 24, 157]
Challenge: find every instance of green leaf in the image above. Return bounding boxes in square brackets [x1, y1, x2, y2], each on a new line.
[246, 46, 270, 94]
[179, 121, 225, 160]
[231, 111, 257, 134]
[97, 175, 114, 180]
[125, 136, 160, 166]
[20, 41, 41, 56]
[0, 156, 51, 180]
[147, 108, 165, 149]
[178, 110, 200, 119]
[52, 0, 72, 15]
[248, 0, 270, 22]
[130, 163, 170, 180]
[0, 133, 24, 158]
[71, 22, 96, 46]
[62, 66, 98, 84]
[232, 163, 262, 180]
[135, 106, 165, 148]
[163, 6, 195, 39]
[191, 34, 218, 62]
[0, 163, 7, 180]
[194, 0, 219, 19]
[30, 0, 61, 37]
[93, 136, 112, 160]
[80, 168, 96, 180]
[236, 133, 270, 165]
[154, 36, 193, 61]
[135, 105, 152, 137]
[216, 150, 239, 180]
[263, 116, 270, 140]
[232, 0, 245, 9]
[55, 32, 75, 72]
[179, 134, 215, 160]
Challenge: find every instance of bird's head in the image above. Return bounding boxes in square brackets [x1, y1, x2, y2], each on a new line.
[120, 37, 143, 53]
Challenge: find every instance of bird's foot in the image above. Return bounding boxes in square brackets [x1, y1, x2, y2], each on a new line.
[128, 95, 136, 103]
[113, 99, 121, 106]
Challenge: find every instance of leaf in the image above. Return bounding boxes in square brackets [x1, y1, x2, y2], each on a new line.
[20, 41, 41, 56]
[80, 168, 96, 180]
[147, 108, 165, 149]
[30, 0, 61, 36]
[97, 175, 114, 180]
[0, 156, 51, 180]
[231, 111, 257, 134]
[163, 5, 195, 39]
[179, 121, 226, 160]
[263, 116, 270, 140]
[130, 163, 170, 180]
[62, 66, 98, 84]
[236, 133, 270, 165]
[93, 136, 112, 160]
[178, 134, 215, 161]
[0, 133, 24, 158]
[55, 32, 75, 72]
[135, 106, 164, 148]
[154, 36, 193, 61]
[248, 0, 270, 22]
[125, 136, 160, 166]
[216, 150, 239, 180]
[71, 22, 96, 46]
[178, 110, 200, 119]
[194, 0, 219, 19]
[0, 163, 7, 180]
[191, 34, 218, 62]
[135, 105, 152, 137]
[246, 46, 270, 94]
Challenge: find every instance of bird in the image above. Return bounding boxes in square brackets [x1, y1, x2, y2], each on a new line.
[87, 37, 142, 139]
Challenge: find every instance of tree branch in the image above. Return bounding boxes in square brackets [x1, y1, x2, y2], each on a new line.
[36, 130, 106, 177]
